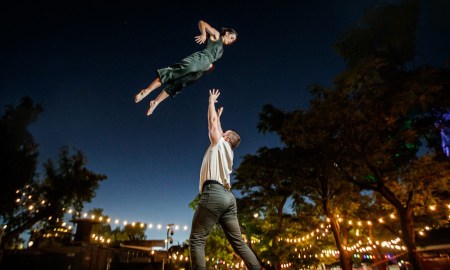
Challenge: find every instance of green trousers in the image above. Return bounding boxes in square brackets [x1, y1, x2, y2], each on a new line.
[189, 182, 262, 270]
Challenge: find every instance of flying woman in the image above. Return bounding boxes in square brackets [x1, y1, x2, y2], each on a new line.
[134, 20, 238, 116]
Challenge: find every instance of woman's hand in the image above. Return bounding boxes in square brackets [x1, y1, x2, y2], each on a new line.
[195, 34, 207, 44]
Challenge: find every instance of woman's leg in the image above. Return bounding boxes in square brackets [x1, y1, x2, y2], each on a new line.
[135, 77, 162, 103]
[147, 90, 170, 116]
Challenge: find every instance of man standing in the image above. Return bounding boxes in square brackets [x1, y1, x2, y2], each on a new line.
[189, 89, 262, 270]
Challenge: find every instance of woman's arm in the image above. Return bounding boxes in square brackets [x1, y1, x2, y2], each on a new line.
[195, 20, 220, 44]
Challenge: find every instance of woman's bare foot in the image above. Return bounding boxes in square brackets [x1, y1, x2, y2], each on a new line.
[147, 100, 159, 116]
[135, 89, 148, 103]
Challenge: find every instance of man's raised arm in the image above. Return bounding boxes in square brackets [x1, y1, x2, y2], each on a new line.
[208, 89, 223, 145]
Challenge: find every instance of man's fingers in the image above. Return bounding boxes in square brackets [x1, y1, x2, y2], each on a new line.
[209, 89, 220, 98]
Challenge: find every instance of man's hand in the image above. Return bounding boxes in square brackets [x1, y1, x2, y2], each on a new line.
[209, 89, 220, 104]
[207, 89, 223, 143]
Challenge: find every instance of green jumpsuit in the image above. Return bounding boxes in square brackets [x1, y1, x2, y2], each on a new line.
[157, 36, 224, 97]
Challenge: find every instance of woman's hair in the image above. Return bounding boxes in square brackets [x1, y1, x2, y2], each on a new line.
[221, 27, 238, 38]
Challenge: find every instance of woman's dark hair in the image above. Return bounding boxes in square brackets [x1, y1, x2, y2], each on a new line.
[221, 27, 238, 38]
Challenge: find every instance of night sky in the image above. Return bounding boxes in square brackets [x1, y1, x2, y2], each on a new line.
[1, 0, 449, 243]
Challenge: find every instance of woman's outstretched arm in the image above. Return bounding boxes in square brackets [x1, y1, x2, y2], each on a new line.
[195, 20, 220, 44]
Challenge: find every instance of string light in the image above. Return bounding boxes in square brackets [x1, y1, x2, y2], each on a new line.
[278, 210, 442, 256]
[7, 184, 448, 264]
[9, 187, 190, 234]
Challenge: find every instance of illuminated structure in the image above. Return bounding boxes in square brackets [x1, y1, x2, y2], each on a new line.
[441, 113, 450, 157]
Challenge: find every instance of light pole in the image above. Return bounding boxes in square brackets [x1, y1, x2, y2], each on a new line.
[166, 223, 174, 258]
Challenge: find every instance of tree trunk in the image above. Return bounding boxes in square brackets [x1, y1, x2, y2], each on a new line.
[331, 222, 353, 270]
[378, 185, 423, 270]
[398, 205, 423, 270]
[322, 199, 352, 270]
[1, 210, 49, 248]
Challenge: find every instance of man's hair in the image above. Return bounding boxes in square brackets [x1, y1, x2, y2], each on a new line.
[228, 130, 241, 149]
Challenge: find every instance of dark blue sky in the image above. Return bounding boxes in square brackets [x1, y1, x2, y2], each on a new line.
[1, 0, 449, 243]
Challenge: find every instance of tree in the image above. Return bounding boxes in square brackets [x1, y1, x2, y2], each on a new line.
[0, 97, 42, 219]
[2, 147, 107, 247]
[87, 208, 113, 243]
[257, 1, 450, 269]
[250, 107, 380, 270]
[204, 226, 235, 269]
[234, 147, 322, 269]
[330, 1, 450, 268]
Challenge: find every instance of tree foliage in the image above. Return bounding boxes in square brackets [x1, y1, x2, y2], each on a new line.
[0, 97, 42, 219]
[0, 97, 107, 247]
[236, 1, 450, 269]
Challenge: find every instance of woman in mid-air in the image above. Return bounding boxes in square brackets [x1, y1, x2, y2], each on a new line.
[134, 20, 238, 116]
